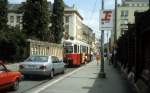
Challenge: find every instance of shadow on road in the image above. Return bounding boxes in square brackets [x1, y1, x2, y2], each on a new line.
[22, 76, 49, 81]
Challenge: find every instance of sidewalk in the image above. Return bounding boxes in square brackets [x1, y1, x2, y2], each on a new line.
[36, 60, 138, 93]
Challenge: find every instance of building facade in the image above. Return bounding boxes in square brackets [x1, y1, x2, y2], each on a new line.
[7, 4, 23, 29]
[7, 2, 95, 46]
[116, 0, 149, 39]
[64, 5, 95, 45]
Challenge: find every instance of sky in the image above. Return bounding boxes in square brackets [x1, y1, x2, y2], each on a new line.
[9, 0, 121, 41]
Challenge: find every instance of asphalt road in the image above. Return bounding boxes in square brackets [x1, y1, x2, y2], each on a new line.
[3, 66, 77, 93]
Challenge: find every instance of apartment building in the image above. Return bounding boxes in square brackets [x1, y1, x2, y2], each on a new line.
[116, 0, 149, 39]
[7, 4, 23, 29]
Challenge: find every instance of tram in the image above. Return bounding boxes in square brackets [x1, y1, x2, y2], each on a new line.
[63, 40, 91, 66]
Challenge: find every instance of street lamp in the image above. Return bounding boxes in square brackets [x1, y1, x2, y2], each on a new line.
[99, 0, 106, 78]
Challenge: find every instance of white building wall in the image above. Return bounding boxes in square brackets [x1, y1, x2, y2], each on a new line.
[117, 2, 149, 39]
[73, 13, 77, 39]
[69, 15, 74, 37]
[75, 14, 82, 40]
[7, 12, 22, 29]
[64, 12, 81, 40]
[8, 13, 16, 27]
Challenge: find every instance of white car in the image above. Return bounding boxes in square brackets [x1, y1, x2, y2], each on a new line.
[19, 55, 65, 78]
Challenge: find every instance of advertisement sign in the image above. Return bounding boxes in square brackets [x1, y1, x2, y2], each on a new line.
[100, 10, 114, 30]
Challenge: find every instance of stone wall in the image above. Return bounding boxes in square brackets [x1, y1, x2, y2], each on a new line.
[26, 39, 63, 59]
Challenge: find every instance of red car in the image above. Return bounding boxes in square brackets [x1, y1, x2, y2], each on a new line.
[0, 61, 22, 91]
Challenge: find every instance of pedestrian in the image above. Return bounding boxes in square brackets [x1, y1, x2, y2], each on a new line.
[85, 54, 88, 64]
[96, 53, 100, 65]
[108, 53, 112, 65]
[90, 52, 93, 61]
[82, 53, 87, 64]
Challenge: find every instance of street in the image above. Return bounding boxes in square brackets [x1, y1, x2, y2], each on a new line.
[5, 64, 76, 93]
[4, 61, 138, 93]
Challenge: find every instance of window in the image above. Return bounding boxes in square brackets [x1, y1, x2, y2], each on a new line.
[129, 4, 132, 7]
[74, 44, 77, 53]
[52, 56, 59, 63]
[134, 4, 137, 7]
[121, 11, 124, 17]
[145, 4, 148, 7]
[124, 11, 128, 17]
[17, 16, 20, 23]
[78, 45, 80, 53]
[82, 46, 87, 53]
[64, 46, 73, 53]
[65, 25, 69, 32]
[0, 65, 6, 71]
[139, 3, 142, 7]
[25, 56, 48, 62]
[121, 10, 128, 17]
[10, 16, 14, 23]
[65, 16, 69, 23]
[87, 47, 88, 53]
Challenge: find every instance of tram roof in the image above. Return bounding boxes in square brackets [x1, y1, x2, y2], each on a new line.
[63, 40, 90, 46]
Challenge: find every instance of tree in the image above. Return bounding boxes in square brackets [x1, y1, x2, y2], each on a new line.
[0, 0, 8, 31]
[23, 0, 50, 41]
[51, 0, 64, 43]
[0, 27, 26, 62]
[0, 0, 26, 62]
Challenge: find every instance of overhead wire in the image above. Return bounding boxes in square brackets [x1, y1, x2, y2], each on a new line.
[88, 0, 100, 38]
[89, 0, 98, 23]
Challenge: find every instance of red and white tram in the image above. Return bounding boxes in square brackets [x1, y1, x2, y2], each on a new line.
[63, 40, 91, 66]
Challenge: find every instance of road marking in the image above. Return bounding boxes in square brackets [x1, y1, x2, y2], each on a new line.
[32, 65, 86, 93]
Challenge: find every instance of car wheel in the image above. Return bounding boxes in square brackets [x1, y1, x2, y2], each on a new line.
[24, 75, 30, 79]
[11, 79, 19, 90]
[50, 70, 54, 79]
[61, 68, 65, 74]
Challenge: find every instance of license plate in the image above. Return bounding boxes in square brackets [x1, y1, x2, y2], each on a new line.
[27, 65, 37, 69]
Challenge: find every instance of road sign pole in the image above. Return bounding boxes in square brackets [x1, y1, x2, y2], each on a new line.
[99, 0, 106, 78]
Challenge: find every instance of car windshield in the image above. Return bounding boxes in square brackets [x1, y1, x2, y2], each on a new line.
[0, 64, 6, 71]
[25, 56, 48, 62]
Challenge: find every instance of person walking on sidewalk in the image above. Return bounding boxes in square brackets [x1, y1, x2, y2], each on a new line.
[96, 53, 100, 65]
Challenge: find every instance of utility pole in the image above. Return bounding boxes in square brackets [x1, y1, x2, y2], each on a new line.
[99, 0, 106, 78]
[107, 32, 109, 61]
[113, 0, 117, 67]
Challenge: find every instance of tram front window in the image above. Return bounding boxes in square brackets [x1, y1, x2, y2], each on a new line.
[64, 46, 73, 53]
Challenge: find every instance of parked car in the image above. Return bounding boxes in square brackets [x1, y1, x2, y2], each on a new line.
[0, 61, 22, 91]
[19, 55, 65, 78]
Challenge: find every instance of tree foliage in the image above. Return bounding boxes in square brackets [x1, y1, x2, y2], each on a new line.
[0, 0, 8, 30]
[0, 1, 26, 62]
[0, 27, 26, 62]
[51, 0, 64, 43]
[23, 0, 50, 41]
